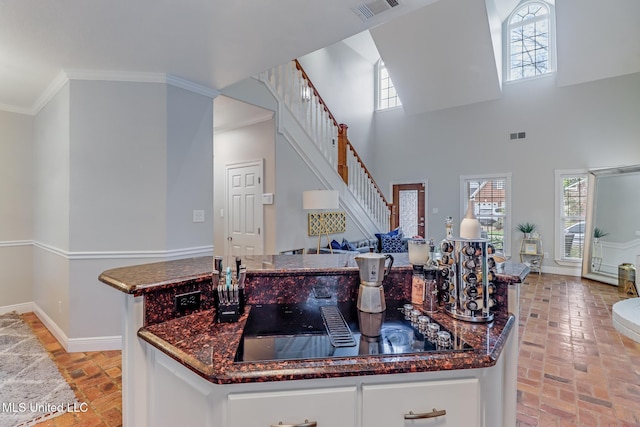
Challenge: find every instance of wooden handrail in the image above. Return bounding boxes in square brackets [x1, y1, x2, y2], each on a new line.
[294, 60, 339, 128]
[339, 125, 391, 208]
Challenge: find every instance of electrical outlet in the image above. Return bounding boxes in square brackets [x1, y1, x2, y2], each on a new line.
[175, 291, 201, 313]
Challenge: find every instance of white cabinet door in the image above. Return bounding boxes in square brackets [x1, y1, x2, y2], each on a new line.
[362, 378, 480, 427]
[227, 386, 357, 427]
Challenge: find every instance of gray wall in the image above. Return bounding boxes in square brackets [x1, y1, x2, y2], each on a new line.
[1, 78, 214, 344]
[0, 110, 33, 308]
[33, 84, 71, 332]
[371, 73, 640, 271]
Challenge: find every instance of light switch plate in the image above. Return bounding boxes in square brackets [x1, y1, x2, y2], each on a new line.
[192, 210, 205, 223]
[262, 193, 274, 204]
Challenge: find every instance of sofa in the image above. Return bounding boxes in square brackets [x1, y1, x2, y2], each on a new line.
[309, 228, 410, 254]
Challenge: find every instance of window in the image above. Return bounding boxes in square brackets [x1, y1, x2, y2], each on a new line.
[555, 170, 589, 261]
[461, 174, 511, 255]
[377, 60, 402, 110]
[507, 1, 553, 81]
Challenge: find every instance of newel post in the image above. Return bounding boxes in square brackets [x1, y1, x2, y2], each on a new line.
[338, 124, 349, 185]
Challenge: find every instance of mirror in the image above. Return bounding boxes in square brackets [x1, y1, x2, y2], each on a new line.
[582, 164, 640, 285]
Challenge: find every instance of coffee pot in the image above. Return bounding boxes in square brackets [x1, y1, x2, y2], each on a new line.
[355, 253, 394, 313]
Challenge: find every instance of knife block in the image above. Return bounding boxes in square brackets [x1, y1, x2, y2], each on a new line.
[213, 287, 245, 323]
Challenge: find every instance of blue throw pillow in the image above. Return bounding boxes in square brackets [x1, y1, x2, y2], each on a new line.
[376, 228, 402, 252]
[381, 234, 405, 253]
[341, 238, 357, 251]
[330, 239, 342, 250]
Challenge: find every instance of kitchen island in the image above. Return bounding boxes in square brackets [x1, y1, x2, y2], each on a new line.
[100, 254, 528, 427]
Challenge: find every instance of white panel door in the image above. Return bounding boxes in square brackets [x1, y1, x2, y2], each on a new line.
[226, 161, 263, 259]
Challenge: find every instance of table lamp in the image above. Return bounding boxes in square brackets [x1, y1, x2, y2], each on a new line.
[303, 190, 339, 254]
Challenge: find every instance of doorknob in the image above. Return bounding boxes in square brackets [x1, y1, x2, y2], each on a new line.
[227, 237, 233, 241]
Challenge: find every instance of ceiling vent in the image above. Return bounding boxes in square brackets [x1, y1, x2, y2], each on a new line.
[353, 0, 401, 21]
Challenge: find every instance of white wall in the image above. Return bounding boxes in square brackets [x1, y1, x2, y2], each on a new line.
[213, 118, 276, 255]
[0, 110, 33, 309]
[298, 41, 376, 167]
[33, 84, 71, 332]
[371, 72, 640, 273]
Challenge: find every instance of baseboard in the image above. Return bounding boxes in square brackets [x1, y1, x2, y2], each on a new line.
[0, 301, 35, 315]
[67, 335, 122, 353]
[32, 302, 122, 353]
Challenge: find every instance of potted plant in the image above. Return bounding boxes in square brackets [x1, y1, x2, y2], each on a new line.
[516, 222, 536, 238]
[593, 227, 609, 243]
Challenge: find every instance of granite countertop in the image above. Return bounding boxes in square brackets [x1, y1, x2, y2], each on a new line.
[138, 305, 515, 385]
[99, 254, 361, 294]
[102, 254, 525, 385]
[99, 253, 528, 295]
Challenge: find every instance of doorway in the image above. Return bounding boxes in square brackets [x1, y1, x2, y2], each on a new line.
[225, 160, 264, 259]
[392, 183, 426, 238]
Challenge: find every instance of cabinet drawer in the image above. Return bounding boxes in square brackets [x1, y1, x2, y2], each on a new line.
[362, 378, 480, 427]
[227, 386, 356, 427]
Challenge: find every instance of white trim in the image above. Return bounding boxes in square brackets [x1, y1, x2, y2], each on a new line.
[553, 169, 588, 263]
[67, 335, 122, 353]
[29, 241, 213, 260]
[32, 302, 122, 352]
[0, 240, 32, 248]
[504, 0, 556, 83]
[32, 303, 69, 351]
[31, 70, 70, 115]
[0, 103, 33, 115]
[0, 302, 35, 315]
[459, 172, 512, 257]
[166, 74, 220, 99]
[14, 70, 219, 116]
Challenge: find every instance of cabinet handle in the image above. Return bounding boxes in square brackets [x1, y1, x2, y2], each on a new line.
[271, 419, 317, 427]
[404, 408, 446, 419]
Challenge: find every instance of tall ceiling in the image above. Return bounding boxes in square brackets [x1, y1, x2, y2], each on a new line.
[1, 0, 639, 116]
[0, 0, 436, 114]
[369, 0, 640, 113]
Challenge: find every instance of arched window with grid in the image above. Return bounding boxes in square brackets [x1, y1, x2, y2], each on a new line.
[507, 1, 553, 81]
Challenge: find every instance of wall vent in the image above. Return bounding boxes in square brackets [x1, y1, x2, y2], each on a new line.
[353, 0, 401, 21]
[509, 131, 526, 140]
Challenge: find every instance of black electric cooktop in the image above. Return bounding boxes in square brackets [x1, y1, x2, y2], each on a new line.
[235, 300, 473, 362]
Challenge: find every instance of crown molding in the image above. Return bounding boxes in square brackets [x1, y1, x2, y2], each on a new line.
[21, 70, 219, 116]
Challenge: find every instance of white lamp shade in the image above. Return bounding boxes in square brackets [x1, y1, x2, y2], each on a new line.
[303, 190, 339, 210]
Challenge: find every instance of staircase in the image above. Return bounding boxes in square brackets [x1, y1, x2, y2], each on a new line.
[258, 60, 392, 237]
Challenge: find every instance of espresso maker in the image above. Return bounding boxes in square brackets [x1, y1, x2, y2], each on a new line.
[355, 253, 394, 313]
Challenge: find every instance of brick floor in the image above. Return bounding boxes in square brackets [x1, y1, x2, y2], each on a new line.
[517, 274, 640, 427]
[20, 313, 122, 427]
